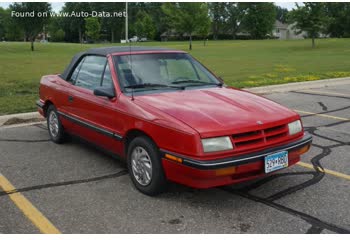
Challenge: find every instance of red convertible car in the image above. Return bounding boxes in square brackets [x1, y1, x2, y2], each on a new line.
[37, 47, 312, 195]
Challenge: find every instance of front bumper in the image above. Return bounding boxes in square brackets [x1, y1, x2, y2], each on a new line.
[161, 133, 312, 188]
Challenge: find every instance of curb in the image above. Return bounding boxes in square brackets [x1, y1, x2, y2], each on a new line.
[0, 77, 349, 127]
[0, 112, 44, 127]
[244, 77, 350, 94]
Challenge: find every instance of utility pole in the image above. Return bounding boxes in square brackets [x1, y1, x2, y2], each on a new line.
[125, 2, 128, 42]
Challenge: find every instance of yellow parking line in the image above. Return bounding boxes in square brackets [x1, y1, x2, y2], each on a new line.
[0, 174, 61, 234]
[294, 109, 350, 121]
[297, 90, 350, 97]
[297, 162, 350, 181]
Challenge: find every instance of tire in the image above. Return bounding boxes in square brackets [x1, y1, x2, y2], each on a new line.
[47, 105, 66, 144]
[127, 136, 167, 196]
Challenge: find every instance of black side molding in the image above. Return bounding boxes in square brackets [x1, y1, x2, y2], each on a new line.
[36, 100, 44, 109]
[57, 111, 123, 141]
[161, 134, 312, 170]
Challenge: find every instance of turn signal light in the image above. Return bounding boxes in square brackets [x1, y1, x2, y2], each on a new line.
[165, 154, 183, 163]
[215, 166, 237, 176]
[297, 144, 311, 155]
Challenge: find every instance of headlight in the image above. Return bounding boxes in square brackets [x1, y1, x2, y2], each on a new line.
[201, 137, 233, 153]
[288, 120, 302, 135]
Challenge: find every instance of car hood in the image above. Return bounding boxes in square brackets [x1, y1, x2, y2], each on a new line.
[135, 87, 298, 138]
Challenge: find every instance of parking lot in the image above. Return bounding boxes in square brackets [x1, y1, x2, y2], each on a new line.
[0, 83, 349, 234]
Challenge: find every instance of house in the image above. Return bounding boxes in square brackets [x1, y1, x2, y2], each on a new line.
[272, 20, 306, 40]
[160, 30, 187, 41]
[160, 30, 176, 41]
[160, 30, 203, 41]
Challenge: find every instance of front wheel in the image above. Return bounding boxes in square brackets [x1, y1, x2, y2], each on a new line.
[127, 136, 167, 196]
[47, 105, 66, 144]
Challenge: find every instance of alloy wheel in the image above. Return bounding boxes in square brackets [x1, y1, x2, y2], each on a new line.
[131, 146, 153, 186]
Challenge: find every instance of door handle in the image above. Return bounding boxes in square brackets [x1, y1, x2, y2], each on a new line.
[68, 96, 74, 102]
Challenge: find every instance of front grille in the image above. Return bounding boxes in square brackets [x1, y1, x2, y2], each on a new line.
[232, 124, 289, 151]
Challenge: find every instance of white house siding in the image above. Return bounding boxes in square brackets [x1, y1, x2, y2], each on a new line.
[273, 20, 306, 40]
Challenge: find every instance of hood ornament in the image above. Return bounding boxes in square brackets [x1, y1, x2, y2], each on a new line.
[257, 121, 263, 125]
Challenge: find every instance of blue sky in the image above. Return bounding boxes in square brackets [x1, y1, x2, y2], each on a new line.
[0, 2, 299, 12]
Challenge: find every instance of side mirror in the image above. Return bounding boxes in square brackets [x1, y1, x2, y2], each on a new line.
[94, 87, 116, 99]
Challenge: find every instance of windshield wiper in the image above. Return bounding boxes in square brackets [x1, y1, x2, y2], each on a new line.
[124, 83, 184, 90]
[171, 79, 223, 88]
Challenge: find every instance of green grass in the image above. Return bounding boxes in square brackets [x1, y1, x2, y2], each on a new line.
[1, 39, 350, 115]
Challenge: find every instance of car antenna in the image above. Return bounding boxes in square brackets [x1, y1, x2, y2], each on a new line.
[126, 2, 134, 101]
[129, 41, 135, 101]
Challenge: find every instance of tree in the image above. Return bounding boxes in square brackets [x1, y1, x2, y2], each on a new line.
[275, 6, 289, 23]
[288, 3, 329, 48]
[61, 2, 91, 43]
[0, 7, 23, 41]
[162, 3, 210, 50]
[9, 2, 51, 51]
[51, 29, 65, 42]
[324, 2, 350, 37]
[85, 17, 100, 42]
[240, 3, 276, 39]
[0, 7, 5, 40]
[143, 2, 169, 41]
[47, 16, 65, 42]
[90, 2, 124, 43]
[209, 2, 227, 40]
[134, 10, 156, 39]
[197, 13, 211, 45]
[226, 3, 244, 39]
[126, 2, 164, 41]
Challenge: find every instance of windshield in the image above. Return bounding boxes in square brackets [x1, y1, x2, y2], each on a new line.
[113, 53, 221, 93]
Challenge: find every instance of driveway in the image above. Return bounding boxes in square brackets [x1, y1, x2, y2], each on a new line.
[0, 83, 349, 233]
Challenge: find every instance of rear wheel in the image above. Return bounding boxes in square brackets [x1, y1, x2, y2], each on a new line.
[127, 136, 167, 196]
[47, 105, 66, 144]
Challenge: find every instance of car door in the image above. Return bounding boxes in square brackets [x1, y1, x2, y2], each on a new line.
[66, 55, 124, 155]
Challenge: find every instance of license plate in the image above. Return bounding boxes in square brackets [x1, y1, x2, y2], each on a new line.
[264, 151, 288, 173]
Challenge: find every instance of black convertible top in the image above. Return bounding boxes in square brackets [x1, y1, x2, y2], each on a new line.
[86, 46, 182, 55]
[60, 46, 184, 80]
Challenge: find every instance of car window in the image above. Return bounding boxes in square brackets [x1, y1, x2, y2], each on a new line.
[115, 56, 139, 86]
[191, 59, 216, 83]
[163, 59, 198, 83]
[75, 56, 107, 90]
[69, 59, 84, 83]
[114, 53, 219, 93]
[101, 63, 113, 88]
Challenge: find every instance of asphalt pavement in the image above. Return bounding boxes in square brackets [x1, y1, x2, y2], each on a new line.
[0, 83, 349, 233]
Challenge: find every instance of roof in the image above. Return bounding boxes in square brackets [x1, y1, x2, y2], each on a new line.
[274, 20, 288, 30]
[60, 46, 184, 81]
